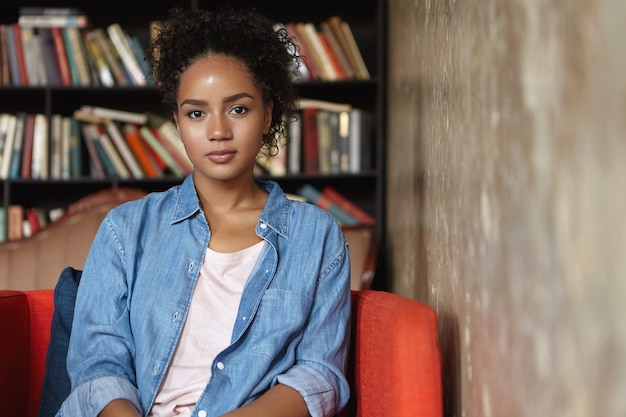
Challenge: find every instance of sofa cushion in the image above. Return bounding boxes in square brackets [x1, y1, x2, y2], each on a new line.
[37, 267, 82, 417]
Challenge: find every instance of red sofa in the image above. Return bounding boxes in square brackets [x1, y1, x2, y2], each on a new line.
[0, 288, 442, 417]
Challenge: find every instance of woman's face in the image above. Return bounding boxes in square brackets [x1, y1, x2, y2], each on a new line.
[174, 55, 273, 184]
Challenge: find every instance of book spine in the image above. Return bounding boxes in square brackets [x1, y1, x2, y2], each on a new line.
[61, 27, 81, 85]
[1, 25, 12, 85]
[18, 15, 88, 28]
[9, 112, 26, 178]
[0, 114, 17, 178]
[38, 28, 62, 86]
[67, 117, 83, 178]
[30, 113, 48, 179]
[83, 30, 114, 87]
[139, 126, 184, 177]
[302, 108, 320, 174]
[322, 186, 376, 225]
[90, 28, 129, 86]
[298, 184, 358, 225]
[51, 27, 73, 86]
[123, 123, 161, 178]
[340, 20, 370, 80]
[79, 105, 147, 125]
[20, 114, 36, 178]
[95, 124, 131, 178]
[105, 120, 144, 178]
[49, 114, 63, 179]
[80, 123, 106, 178]
[11, 24, 29, 86]
[65, 27, 91, 86]
[8, 205, 24, 241]
[106, 23, 146, 86]
[0, 207, 6, 242]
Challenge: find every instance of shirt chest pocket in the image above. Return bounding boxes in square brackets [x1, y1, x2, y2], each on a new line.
[249, 289, 311, 358]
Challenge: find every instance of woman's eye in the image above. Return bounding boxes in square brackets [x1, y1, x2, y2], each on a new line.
[230, 106, 248, 115]
[187, 110, 204, 119]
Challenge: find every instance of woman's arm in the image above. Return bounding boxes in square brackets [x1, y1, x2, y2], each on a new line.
[220, 384, 309, 417]
[99, 399, 142, 417]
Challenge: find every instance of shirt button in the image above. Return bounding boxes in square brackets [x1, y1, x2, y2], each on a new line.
[198, 411, 207, 417]
[216, 361, 225, 370]
[260, 223, 267, 229]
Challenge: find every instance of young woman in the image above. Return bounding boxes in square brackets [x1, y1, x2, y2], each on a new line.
[57, 7, 351, 417]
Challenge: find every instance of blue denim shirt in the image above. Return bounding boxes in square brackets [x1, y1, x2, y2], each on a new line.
[57, 176, 351, 417]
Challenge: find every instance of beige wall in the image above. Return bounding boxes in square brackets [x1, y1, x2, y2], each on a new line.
[386, 0, 626, 416]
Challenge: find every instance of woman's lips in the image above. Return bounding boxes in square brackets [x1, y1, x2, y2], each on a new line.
[207, 150, 236, 163]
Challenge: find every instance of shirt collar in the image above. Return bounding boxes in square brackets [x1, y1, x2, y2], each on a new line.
[170, 174, 291, 239]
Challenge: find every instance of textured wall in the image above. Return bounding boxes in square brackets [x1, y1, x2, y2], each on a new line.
[386, 0, 626, 416]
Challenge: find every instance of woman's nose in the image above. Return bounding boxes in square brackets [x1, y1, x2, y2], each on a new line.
[207, 114, 232, 140]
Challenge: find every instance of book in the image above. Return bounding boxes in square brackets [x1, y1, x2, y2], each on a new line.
[296, 22, 338, 81]
[348, 108, 374, 173]
[0, 114, 17, 178]
[83, 30, 115, 87]
[298, 98, 352, 113]
[0, 206, 5, 242]
[17, 15, 89, 29]
[322, 186, 376, 225]
[51, 27, 73, 86]
[25, 207, 42, 235]
[123, 123, 161, 178]
[298, 184, 359, 226]
[301, 108, 320, 174]
[316, 109, 333, 174]
[20, 26, 43, 86]
[77, 105, 147, 125]
[106, 23, 147, 86]
[61, 27, 80, 85]
[64, 26, 91, 86]
[31, 113, 49, 179]
[0, 25, 12, 85]
[89, 28, 130, 86]
[150, 128, 192, 176]
[320, 20, 355, 79]
[145, 112, 192, 172]
[139, 125, 185, 177]
[10, 24, 29, 86]
[287, 116, 302, 174]
[8, 112, 26, 178]
[334, 110, 351, 173]
[18, 6, 84, 16]
[20, 113, 36, 178]
[49, 114, 63, 179]
[80, 123, 106, 178]
[66, 117, 83, 178]
[60, 116, 71, 179]
[104, 120, 144, 178]
[38, 28, 62, 86]
[318, 32, 347, 79]
[94, 124, 131, 178]
[338, 19, 370, 80]
[8, 205, 24, 241]
[325, 16, 370, 80]
[0, 114, 9, 170]
[4, 25, 21, 85]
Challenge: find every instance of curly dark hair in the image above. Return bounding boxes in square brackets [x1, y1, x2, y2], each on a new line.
[149, 7, 301, 157]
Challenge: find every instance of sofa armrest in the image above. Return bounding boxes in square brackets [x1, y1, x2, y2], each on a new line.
[0, 290, 54, 417]
[348, 290, 442, 417]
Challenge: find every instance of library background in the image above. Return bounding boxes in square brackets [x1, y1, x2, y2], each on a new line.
[0, 0, 388, 289]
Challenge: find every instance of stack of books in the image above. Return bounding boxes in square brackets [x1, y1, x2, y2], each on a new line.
[0, 105, 192, 181]
[0, 6, 152, 87]
[280, 16, 370, 82]
[254, 98, 375, 178]
[297, 183, 376, 226]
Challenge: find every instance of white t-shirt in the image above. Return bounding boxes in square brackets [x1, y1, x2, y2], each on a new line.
[149, 241, 265, 417]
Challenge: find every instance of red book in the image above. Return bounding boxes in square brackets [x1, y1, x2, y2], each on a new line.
[25, 208, 42, 235]
[322, 186, 376, 225]
[123, 123, 161, 178]
[318, 32, 346, 79]
[20, 114, 36, 178]
[51, 27, 73, 86]
[301, 108, 320, 174]
[11, 24, 28, 86]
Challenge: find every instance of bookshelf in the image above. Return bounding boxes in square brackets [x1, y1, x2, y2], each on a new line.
[0, 0, 387, 288]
